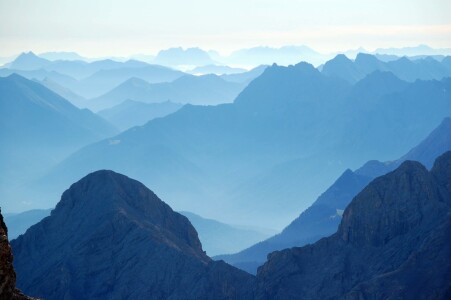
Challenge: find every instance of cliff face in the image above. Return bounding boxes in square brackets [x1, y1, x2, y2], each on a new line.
[11, 170, 254, 300]
[0, 209, 35, 300]
[255, 151, 451, 299]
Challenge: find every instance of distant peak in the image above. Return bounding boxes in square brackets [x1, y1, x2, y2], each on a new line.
[355, 52, 379, 62]
[294, 61, 316, 71]
[332, 54, 352, 62]
[22, 51, 37, 56]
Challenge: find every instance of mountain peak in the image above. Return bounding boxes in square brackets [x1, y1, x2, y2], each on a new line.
[355, 52, 379, 63]
[11, 171, 254, 299]
[256, 153, 451, 299]
[331, 53, 352, 63]
[8, 52, 50, 70]
[339, 158, 437, 247]
[53, 169, 206, 258]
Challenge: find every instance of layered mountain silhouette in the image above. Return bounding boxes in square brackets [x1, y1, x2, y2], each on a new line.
[38, 51, 87, 61]
[181, 211, 273, 256]
[0, 209, 35, 299]
[218, 116, 451, 274]
[220, 65, 267, 84]
[224, 46, 325, 67]
[1, 53, 186, 99]
[88, 74, 245, 111]
[153, 47, 215, 67]
[11, 170, 254, 300]
[322, 53, 451, 83]
[0, 74, 118, 211]
[255, 151, 451, 299]
[67, 65, 185, 99]
[4, 209, 52, 240]
[98, 100, 183, 131]
[19, 62, 451, 226]
[36, 77, 87, 108]
[10, 154, 451, 299]
[188, 65, 246, 75]
[6, 51, 51, 71]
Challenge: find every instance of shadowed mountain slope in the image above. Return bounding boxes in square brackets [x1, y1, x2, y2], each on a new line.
[255, 152, 451, 299]
[11, 170, 254, 300]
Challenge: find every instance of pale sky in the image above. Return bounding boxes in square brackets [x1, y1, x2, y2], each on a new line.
[1, 0, 450, 57]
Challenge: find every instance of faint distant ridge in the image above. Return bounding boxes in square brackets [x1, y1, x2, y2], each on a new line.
[88, 73, 245, 111]
[217, 116, 451, 274]
[98, 99, 183, 131]
[38, 51, 88, 61]
[0, 74, 118, 195]
[6, 51, 51, 71]
[23, 59, 451, 225]
[374, 44, 451, 57]
[153, 47, 215, 67]
[322, 52, 451, 83]
[188, 64, 246, 75]
[225, 45, 324, 67]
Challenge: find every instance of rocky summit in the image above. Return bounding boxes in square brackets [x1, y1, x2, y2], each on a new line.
[255, 151, 451, 299]
[9, 152, 451, 299]
[11, 170, 254, 300]
[0, 208, 35, 300]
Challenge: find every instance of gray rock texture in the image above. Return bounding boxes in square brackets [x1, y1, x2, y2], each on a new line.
[12, 170, 254, 300]
[255, 151, 451, 299]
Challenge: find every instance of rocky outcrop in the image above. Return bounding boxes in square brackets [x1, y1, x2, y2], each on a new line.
[255, 151, 451, 299]
[11, 170, 254, 300]
[0, 208, 35, 300]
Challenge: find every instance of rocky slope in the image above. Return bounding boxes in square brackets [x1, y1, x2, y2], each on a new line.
[0, 209, 35, 300]
[11, 170, 254, 300]
[255, 151, 451, 299]
[218, 117, 451, 274]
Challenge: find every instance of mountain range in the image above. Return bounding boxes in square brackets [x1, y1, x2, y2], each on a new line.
[1, 52, 186, 99]
[180, 211, 274, 256]
[322, 52, 451, 83]
[0, 74, 118, 209]
[153, 47, 216, 67]
[216, 117, 451, 273]
[188, 65, 247, 75]
[8, 152, 451, 299]
[11, 61, 450, 227]
[98, 100, 183, 131]
[255, 151, 451, 299]
[88, 74, 245, 111]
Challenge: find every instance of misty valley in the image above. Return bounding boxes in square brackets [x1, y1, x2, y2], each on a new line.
[1, 45, 451, 299]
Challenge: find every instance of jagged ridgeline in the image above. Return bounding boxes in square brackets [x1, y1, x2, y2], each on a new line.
[10, 151, 451, 299]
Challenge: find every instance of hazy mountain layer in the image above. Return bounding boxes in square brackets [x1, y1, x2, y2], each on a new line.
[98, 100, 183, 131]
[181, 211, 273, 256]
[0, 74, 118, 210]
[89, 74, 245, 111]
[322, 53, 451, 83]
[17, 63, 450, 227]
[218, 117, 451, 274]
[255, 152, 451, 299]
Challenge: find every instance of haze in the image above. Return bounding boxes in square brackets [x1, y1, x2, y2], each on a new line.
[1, 0, 450, 57]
